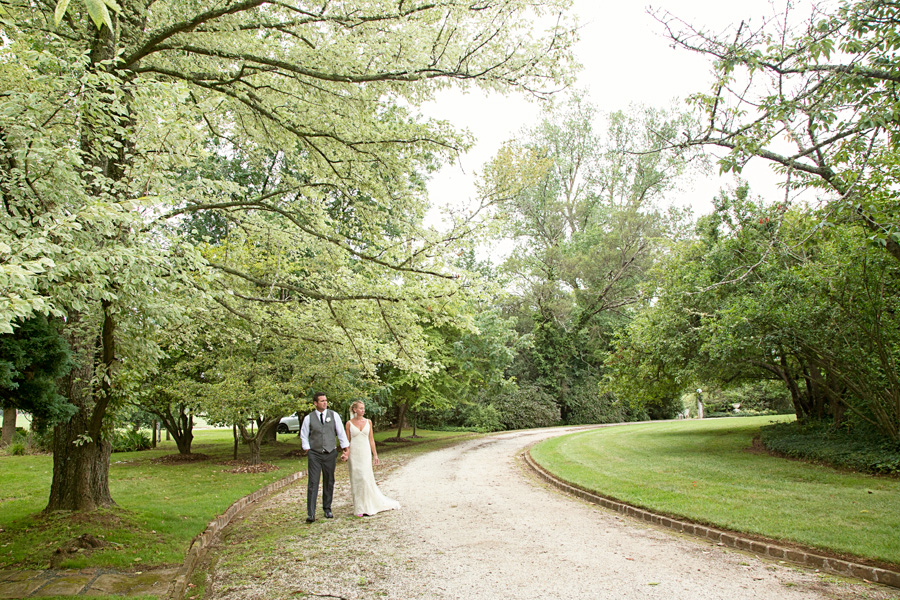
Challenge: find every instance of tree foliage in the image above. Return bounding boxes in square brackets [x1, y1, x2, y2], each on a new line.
[659, 0, 900, 258]
[0, 0, 576, 509]
[0, 315, 74, 448]
[607, 185, 900, 442]
[486, 95, 694, 422]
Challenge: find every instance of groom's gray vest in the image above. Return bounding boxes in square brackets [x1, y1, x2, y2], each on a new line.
[308, 409, 338, 453]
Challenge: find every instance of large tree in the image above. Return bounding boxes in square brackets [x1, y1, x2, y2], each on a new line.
[0, 0, 576, 510]
[607, 185, 900, 441]
[659, 0, 900, 259]
[485, 95, 694, 421]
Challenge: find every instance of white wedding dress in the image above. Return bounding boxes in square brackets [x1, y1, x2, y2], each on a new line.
[348, 420, 401, 516]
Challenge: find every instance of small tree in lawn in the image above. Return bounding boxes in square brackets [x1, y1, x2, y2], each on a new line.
[202, 326, 366, 465]
[136, 347, 207, 456]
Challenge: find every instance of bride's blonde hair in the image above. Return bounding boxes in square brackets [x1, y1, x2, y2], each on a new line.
[349, 400, 365, 418]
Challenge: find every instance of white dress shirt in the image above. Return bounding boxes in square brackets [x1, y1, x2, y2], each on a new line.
[300, 409, 350, 451]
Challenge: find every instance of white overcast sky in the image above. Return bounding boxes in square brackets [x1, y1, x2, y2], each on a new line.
[423, 0, 811, 221]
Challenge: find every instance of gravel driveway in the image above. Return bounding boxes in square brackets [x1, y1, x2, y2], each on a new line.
[206, 426, 896, 600]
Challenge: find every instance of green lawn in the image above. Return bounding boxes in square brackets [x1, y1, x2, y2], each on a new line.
[530, 416, 900, 566]
[0, 427, 468, 571]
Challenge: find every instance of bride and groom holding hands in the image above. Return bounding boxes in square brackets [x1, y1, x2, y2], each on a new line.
[300, 392, 400, 522]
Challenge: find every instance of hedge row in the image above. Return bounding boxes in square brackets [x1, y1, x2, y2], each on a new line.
[759, 421, 900, 475]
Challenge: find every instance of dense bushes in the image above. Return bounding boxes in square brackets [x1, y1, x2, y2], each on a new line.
[489, 385, 560, 430]
[111, 429, 152, 453]
[461, 404, 503, 432]
[417, 384, 562, 432]
[760, 421, 900, 475]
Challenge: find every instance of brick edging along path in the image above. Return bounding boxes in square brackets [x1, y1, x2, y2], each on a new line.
[522, 451, 900, 590]
[168, 470, 305, 600]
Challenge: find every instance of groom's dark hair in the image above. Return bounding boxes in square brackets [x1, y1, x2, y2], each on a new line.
[313, 392, 326, 402]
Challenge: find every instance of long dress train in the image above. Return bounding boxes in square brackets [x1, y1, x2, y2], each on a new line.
[348, 420, 401, 516]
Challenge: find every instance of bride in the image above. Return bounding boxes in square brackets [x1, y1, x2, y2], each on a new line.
[345, 401, 401, 517]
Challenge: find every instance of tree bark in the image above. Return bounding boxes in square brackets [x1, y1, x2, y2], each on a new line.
[246, 436, 262, 464]
[46, 306, 117, 512]
[238, 420, 278, 464]
[1, 407, 16, 447]
[151, 403, 194, 454]
[261, 420, 277, 444]
[395, 399, 409, 439]
[46, 407, 114, 511]
[173, 428, 193, 455]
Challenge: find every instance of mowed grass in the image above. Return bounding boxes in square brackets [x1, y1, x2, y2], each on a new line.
[0, 427, 467, 571]
[530, 416, 900, 566]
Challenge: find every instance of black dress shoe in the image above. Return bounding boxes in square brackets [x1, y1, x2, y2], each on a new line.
[324, 510, 333, 519]
[305, 517, 315, 523]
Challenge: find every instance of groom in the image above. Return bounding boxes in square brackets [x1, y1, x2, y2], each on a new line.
[300, 392, 349, 523]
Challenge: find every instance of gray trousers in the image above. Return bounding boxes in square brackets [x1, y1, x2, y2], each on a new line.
[306, 448, 337, 519]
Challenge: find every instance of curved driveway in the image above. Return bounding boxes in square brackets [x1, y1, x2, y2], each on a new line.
[376, 426, 889, 600]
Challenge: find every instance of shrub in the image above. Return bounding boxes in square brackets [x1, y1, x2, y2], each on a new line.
[489, 384, 560, 430]
[462, 403, 503, 432]
[11, 427, 29, 445]
[566, 391, 628, 425]
[7, 442, 25, 456]
[111, 429, 152, 453]
[760, 420, 900, 475]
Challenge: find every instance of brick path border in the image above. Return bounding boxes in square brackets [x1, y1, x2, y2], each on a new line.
[522, 451, 900, 589]
[168, 470, 305, 600]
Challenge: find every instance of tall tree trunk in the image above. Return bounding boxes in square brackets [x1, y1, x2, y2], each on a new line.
[232, 424, 239, 460]
[46, 306, 117, 512]
[151, 420, 158, 448]
[46, 408, 114, 511]
[1, 407, 16, 447]
[395, 399, 408, 439]
[45, 13, 125, 512]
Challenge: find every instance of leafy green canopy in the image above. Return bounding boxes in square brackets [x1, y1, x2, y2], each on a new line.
[0, 0, 577, 508]
[0, 0, 577, 377]
[482, 95, 695, 422]
[607, 186, 900, 442]
[659, 0, 900, 259]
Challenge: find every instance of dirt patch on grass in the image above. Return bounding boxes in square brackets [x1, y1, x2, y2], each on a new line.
[220, 461, 279, 474]
[45, 508, 127, 529]
[151, 453, 211, 464]
[49, 533, 110, 568]
[745, 436, 769, 455]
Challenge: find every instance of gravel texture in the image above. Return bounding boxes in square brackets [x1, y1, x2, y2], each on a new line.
[204, 426, 898, 600]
